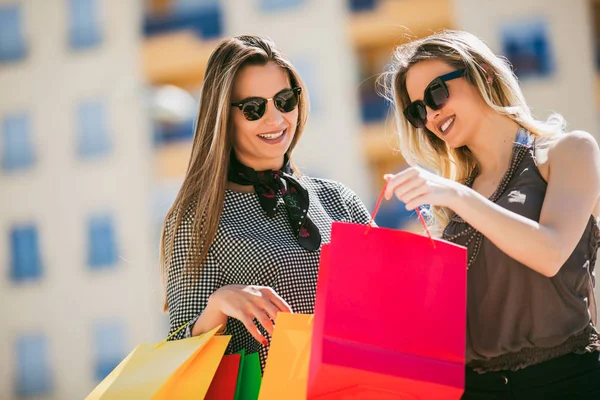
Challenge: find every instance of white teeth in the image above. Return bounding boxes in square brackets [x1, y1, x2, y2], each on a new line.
[258, 130, 284, 139]
[441, 117, 455, 133]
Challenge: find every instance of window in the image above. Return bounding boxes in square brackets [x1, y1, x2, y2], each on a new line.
[360, 82, 391, 123]
[144, 0, 223, 39]
[348, 0, 377, 13]
[152, 119, 195, 146]
[2, 113, 35, 172]
[500, 17, 554, 79]
[15, 335, 52, 396]
[10, 224, 43, 282]
[259, 0, 305, 12]
[77, 100, 111, 159]
[87, 214, 118, 269]
[172, 0, 219, 14]
[69, 0, 102, 50]
[0, 5, 27, 62]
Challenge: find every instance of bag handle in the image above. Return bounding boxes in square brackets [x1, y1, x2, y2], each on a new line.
[365, 180, 436, 249]
[155, 321, 225, 349]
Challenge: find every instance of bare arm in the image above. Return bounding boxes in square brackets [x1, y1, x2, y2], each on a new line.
[385, 131, 600, 277]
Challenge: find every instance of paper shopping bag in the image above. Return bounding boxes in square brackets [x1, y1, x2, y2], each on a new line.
[205, 353, 242, 400]
[86, 325, 230, 399]
[308, 222, 467, 399]
[235, 351, 262, 400]
[154, 334, 231, 399]
[259, 313, 313, 400]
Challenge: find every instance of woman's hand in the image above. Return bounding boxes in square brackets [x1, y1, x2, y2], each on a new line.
[383, 131, 600, 277]
[204, 285, 292, 344]
[383, 167, 463, 210]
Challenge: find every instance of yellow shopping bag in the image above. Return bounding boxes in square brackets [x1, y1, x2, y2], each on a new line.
[259, 313, 313, 400]
[86, 325, 231, 399]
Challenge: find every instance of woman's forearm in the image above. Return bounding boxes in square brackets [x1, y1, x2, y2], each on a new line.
[190, 300, 228, 336]
[450, 187, 563, 276]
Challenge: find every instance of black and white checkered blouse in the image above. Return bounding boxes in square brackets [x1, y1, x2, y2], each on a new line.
[164, 176, 372, 370]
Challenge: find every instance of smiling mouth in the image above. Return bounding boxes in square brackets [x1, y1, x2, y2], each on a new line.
[258, 129, 285, 140]
[439, 116, 455, 135]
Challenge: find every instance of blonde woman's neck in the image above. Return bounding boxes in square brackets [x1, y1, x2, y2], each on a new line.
[465, 112, 522, 177]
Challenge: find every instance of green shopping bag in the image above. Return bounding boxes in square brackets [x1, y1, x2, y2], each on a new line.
[235, 350, 262, 400]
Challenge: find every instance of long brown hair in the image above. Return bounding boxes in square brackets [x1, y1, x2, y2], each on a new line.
[159, 35, 309, 311]
[378, 30, 564, 233]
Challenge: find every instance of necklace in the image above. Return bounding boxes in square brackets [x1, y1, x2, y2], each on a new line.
[442, 130, 531, 269]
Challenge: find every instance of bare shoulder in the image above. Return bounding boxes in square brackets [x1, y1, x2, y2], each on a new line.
[547, 130, 599, 160]
[535, 131, 599, 178]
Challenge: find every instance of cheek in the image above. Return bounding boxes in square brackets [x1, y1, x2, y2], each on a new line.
[231, 114, 256, 145]
[449, 97, 481, 126]
[451, 84, 483, 112]
[283, 109, 299, 133]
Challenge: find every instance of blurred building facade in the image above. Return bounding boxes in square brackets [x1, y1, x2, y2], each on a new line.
[0, 1, 162, 399]
[0, 0, 599, 399]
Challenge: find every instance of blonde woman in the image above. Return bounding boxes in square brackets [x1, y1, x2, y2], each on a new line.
[160, 35, 371, 370]
[381, 30, 600, 398]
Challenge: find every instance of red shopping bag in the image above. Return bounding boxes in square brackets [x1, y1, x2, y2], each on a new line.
[308, 219, 467, 399]
[205, 353, 241, 400]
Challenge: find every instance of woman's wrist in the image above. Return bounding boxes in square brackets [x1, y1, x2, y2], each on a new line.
[191, 297, 228, 336]
[446, 182, 473, 215]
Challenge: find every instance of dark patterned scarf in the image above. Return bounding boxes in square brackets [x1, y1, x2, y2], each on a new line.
[228, 152, 321, 251]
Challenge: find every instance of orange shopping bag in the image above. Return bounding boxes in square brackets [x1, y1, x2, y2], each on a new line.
[258, 313, 313, 400]
[86, 325, 230, 399]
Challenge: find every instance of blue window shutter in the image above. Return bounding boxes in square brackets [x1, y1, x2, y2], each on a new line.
[77, 100, 111, 159]
[69, 0, 102, 50]
[10, 224, 43, 282]
[15, 335, 53, 396]
[2, 113, 35, 172]
[88, 214, 118, 269]
[93, 321, 127, 381]
[259, 0, 305, 12]
[0, 5, 27, 62]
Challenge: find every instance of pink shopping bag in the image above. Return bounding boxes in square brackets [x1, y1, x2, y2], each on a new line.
[308, 220, 467, 399]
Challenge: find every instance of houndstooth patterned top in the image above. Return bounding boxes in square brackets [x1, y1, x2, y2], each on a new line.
[164, 176, 372, 370]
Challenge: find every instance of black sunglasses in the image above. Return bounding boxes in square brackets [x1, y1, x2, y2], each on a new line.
[231, 87, 302, 121]
[403, 69, 465, 129]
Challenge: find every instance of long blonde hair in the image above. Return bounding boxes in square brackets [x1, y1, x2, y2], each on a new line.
[159, 35, 309, 311]
[379, 30, 564, 232]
